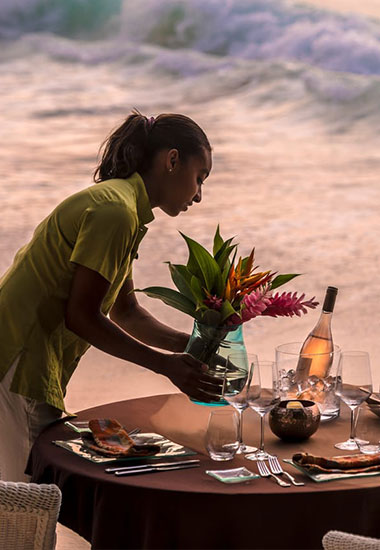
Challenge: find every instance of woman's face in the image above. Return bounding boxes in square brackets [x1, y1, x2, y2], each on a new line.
[160, 147, 212, 217]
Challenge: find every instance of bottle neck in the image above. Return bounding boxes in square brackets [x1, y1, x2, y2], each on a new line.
[323, 287, 337, 313]
[311, 310, 332, 338]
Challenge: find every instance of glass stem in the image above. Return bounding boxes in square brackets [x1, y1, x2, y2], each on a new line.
[237, 410, 243, 445]
[350, 407, 357, 440]
[259, 414, 265, 451]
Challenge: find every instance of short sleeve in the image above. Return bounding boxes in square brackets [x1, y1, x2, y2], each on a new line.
[70, 204, 136, 283]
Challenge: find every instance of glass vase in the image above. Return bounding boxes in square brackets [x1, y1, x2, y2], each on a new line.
[184, 320, 248, 406]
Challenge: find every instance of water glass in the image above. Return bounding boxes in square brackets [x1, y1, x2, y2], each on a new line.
[205, 409, 239, 461]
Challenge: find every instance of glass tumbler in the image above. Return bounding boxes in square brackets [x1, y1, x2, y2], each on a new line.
[205, 409, 239, 461]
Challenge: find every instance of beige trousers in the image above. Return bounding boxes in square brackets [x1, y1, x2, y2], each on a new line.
[0, 356, 62, 481]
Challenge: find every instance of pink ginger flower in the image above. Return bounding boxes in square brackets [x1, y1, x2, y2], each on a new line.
[262, 292, 318, 318]
[241, 288, 272, 322]
[204, 295, 223, 311]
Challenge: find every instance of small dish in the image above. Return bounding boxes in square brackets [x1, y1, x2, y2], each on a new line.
[206, 467, 259, 483]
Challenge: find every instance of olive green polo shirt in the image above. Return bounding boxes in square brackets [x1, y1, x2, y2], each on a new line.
[0, 173, 154, 411]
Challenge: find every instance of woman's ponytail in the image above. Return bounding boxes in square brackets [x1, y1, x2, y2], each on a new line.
[94, 110, 150, 182]
[94, 109, 211, 183]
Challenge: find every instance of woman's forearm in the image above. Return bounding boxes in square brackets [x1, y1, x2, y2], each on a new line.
[110, 304, 190, 352]
[65, 310, 167, 374]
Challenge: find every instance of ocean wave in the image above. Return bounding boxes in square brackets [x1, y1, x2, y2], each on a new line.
[118, 0, 380, 76]
[2, 0, 380, 76]
[0, 0, 122, 39]
[2, 0, 380, 131]
[11, 30, 380, 134]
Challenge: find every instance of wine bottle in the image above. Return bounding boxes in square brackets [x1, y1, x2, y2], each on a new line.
[295, 286, 338, 382]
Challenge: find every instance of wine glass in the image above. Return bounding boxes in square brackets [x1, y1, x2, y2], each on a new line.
[334, 351, 372, 451]
[223, 352, 258, 454]
[245, 360, 280, 461]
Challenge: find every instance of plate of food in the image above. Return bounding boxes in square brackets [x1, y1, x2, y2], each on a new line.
[55, 418, 196, 463]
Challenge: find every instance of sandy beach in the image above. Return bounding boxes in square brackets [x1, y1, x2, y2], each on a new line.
[1, 0, 380, 410]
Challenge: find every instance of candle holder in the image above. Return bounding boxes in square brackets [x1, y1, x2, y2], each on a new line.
[269, 399, 320, 442]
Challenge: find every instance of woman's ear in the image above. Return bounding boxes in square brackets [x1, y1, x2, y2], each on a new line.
[166, 148, 179, 173]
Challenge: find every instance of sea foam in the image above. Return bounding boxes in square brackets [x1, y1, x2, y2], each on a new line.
[1, 0, 380, 76]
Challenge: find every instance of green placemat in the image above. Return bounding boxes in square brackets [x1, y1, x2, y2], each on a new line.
[284, 459, 380, 483]
[54, 433, 197, 464]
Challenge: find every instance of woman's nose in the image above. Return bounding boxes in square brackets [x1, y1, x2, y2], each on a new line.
[193, 187, 202, 203]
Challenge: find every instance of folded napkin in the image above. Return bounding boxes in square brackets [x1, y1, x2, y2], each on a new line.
[293, 452, 380, 475]
[81, 419, 160, 458]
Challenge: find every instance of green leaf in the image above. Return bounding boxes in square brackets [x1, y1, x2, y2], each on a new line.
[214, 243, 237, 272]
[221, 263, 230, 287]
[180, 232, 221, 292]
[200, 309, 222, 326]
[190, 276, 205, 305]
[213, 270, 225, 297]
[213, 225, 224, 256]
[222, 248, 238, 285]
[271, 273, 300, 290]
[220, 300, 238, 323]
[135, 286, 197, 318]
[167, 263, 196, 304]
[241, 256, 252, 275]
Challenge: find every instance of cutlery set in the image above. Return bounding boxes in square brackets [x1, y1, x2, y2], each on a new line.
[105, 458, 200, 476]
[104, 453, 303, 485]
[103, 428, 303, 484]
[257, 455, 304, 487]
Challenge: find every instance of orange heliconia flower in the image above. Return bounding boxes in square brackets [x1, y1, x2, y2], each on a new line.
[223, 247, 273, 304]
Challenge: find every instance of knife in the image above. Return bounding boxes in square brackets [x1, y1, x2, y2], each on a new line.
[114, 462, 200, 476]
[105, 458, 200, 473]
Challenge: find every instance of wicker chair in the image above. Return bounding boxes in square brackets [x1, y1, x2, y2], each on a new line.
[0, 480, 61, 550]
[323, 530, 380, 550]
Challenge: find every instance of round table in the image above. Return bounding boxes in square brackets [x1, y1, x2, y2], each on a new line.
[28, 394, 380, 550]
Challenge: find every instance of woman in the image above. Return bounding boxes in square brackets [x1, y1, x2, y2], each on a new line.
[0, 111, 221, 481]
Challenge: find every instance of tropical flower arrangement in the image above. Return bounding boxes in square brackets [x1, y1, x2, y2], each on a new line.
[137, 226, 318, 328]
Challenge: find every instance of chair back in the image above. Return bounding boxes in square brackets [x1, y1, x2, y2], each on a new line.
[323, 530, 380, 550]
[0, 480, 61, 550]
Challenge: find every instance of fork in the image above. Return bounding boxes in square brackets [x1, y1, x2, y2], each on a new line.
[257, 460, 291, 487]
[268, 456, 304, 486]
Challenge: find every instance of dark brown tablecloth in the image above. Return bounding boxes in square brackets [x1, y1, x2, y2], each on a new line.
[28, 394, 380, 550]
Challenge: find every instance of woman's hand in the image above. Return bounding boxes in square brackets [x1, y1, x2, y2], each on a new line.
[164, 353, 224, 403]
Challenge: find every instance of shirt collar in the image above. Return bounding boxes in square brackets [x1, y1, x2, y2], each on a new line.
[129, 172, 155, 226]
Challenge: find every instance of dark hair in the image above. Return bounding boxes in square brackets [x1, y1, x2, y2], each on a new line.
[93, 110, 211, 182]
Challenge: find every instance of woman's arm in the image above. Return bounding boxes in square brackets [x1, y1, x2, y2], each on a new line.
[109, 278, 189, 352]
[65, 265, 222, 402]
